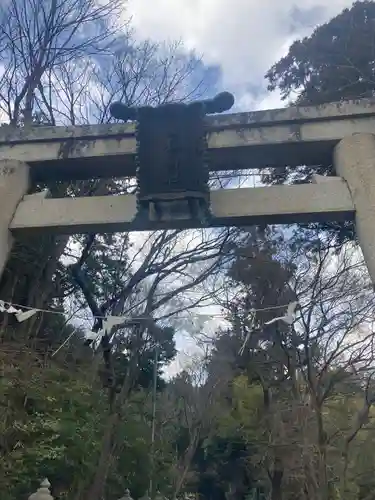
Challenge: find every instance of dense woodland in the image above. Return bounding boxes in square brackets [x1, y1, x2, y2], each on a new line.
[1, 1, 375, 500]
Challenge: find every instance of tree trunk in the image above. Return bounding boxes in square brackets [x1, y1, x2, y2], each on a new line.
[270, 462, 283, 500]
[85, 339, 142, 500]
[316, 408, 329, 500]
[84, 411, 119, 500]
[173, 429, 200, 499]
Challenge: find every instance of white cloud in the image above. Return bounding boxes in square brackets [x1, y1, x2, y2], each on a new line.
[127, 0, 353, 109]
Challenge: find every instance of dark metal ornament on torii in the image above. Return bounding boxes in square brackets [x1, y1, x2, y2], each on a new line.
[109, 92, 235, 226]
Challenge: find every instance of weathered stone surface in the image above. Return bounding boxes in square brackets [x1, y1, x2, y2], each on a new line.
[1, 98, 375, 181]
[0, 159, 30, 275]
[334, 133, 375, 287]
[10, 181, 354, 234]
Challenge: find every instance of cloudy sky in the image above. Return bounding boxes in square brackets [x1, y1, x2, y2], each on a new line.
[126, 0, 353, 110]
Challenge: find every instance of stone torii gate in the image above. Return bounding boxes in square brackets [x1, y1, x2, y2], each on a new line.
[0, 97, 375, 283]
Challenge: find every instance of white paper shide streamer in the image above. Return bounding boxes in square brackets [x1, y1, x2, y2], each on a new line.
[238, 311, 256, 356]
[264, 301, 299, 326]
[0, 296, 300, 355]
[83, 315, 128, 344]
[238, 301, 299, 356]
[0, 301, 38, 322]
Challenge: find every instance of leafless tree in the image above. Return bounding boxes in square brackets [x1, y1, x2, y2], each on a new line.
[0, 0, 125, 125]
[0, 0, 219, 318]
[284, 235, 375, 500]
[213, 228, 375, 500]
[78, 228, 234, 500]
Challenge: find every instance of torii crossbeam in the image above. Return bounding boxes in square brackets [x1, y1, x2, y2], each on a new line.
[0, 97, 374, 284]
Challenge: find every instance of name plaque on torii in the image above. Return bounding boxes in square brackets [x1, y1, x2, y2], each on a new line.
[109, 92, 234, 226]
